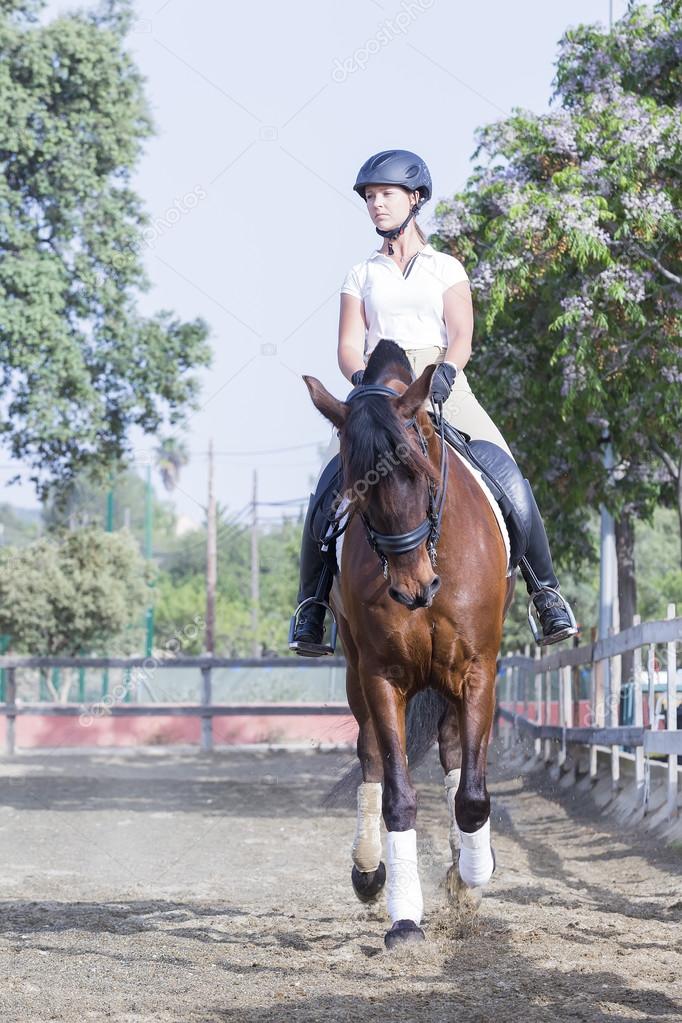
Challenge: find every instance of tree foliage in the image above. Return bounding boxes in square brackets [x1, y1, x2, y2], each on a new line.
[0, 525, 149, 654]
[155, 517, 302, 657]
[431, 0, 681, 569]
[42, 466, 177, 553]
[0, 0, 211, 495]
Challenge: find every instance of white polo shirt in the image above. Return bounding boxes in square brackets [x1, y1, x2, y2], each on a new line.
[340, 242, 469, 357]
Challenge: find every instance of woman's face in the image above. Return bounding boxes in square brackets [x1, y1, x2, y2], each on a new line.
[364, 184, 418, 230]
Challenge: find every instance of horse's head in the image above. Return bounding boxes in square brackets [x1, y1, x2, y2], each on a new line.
[303, 341, 442, 610]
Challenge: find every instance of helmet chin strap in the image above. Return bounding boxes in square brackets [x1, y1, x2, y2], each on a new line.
[375, 202, 422, 255]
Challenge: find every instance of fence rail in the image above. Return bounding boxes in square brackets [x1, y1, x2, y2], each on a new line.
[497, 603, 682, 819]
[0, 656, 351, 756]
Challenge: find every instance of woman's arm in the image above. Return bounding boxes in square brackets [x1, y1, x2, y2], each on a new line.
[443, 280, 474, 371]
[338, 293, 367, 382]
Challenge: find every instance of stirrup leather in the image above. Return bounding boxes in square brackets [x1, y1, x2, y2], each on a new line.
[288, 596, 338, 656]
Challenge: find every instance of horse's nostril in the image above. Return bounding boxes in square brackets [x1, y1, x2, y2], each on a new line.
[431, 576, 441, 593]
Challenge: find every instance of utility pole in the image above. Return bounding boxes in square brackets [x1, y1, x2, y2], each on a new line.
[206, 439, 217, 655]
[144, 463, 154, 660]
[251, 469, 260, 658]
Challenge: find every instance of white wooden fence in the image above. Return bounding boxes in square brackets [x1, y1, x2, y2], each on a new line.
[497, 603, 682, 819]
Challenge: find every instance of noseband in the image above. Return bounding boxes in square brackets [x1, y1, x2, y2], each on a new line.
[343, 383, 449, 579]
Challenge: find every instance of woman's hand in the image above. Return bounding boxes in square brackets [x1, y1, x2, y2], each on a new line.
[430, 361, 457, 405]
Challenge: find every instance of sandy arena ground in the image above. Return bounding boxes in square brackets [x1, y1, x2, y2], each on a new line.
[0, 741, 681, 1022]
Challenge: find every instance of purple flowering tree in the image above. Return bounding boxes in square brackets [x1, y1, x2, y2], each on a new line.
[431, 0, 681, 640]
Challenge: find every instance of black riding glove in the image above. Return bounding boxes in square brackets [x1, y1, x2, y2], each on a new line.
[351, 370, 365, 386]
[430, 362, 457, 405]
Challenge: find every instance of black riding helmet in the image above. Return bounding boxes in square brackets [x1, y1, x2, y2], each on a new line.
[353, 149, 432, 253]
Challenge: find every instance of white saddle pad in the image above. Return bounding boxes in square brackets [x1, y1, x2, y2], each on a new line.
[330, 446, 512, 578]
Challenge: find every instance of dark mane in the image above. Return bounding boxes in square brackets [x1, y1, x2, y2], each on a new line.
[343, 340, 436, 498]
[363, 338, 414, 386]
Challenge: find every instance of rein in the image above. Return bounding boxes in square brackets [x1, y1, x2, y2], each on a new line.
[343, 383, 449, 579]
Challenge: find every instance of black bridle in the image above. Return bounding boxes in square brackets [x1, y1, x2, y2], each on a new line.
[342, 383, 449, 579]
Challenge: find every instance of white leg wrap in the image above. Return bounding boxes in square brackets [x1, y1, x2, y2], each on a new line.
[458, 819, 494, 888]
[444, 769, 461, 860]
[351, 782, 383, 873]
[386, 829, 423, 925]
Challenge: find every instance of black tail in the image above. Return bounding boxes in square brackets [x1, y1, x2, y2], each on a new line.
[324, 688, 448, 808]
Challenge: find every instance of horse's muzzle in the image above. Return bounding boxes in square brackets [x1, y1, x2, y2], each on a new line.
[388, 576, 441, 610]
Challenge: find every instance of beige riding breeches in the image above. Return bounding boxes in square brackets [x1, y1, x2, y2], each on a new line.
[316, 345, 514, 486]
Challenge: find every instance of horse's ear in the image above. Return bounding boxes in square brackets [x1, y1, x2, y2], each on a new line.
[394, 363, 437, 419]
[303, 376, 349, 430]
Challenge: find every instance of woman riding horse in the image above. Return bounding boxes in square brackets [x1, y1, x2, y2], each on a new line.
[289, 148, 577, 655]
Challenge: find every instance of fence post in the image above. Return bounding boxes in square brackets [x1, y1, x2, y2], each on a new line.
[558, 664, 572, 770]
[523, 643, 530, 720]
[200, 664, 213, 753]
[5, 667, 16, 756]
[632, 614, 645, 800]
[593, 624, 604, 780]
[589, 646, 598, 779]
[504, 665, 512, 750]
[557, 666, 566, 768]
[544, 667, 552, 764]
[667, 603, 678, 820]
[534, 646, 542, 759]
[609, 626, 621, 792]
[511, 654, 519, 744]
[647, 643, 656, 731]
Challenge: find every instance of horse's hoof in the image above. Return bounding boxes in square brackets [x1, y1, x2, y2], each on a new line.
[446, 863, 483, 909]
[384, 919, 425, 950]
[351, 861, 386, 903]
[446, 846, 496, 909]
[449, 845, 497, 892]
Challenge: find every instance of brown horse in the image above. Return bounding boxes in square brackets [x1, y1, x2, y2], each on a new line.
[303, 340, 515, 949]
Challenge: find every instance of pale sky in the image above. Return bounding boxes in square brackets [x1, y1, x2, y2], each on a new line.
[12, 0, 632, 529]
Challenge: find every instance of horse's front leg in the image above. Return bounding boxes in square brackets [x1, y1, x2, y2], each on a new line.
[362, 671, 424, 949]
[346, 664, 386, 903]
[437, 703, 462, 865]
[454, 657, 497, 891]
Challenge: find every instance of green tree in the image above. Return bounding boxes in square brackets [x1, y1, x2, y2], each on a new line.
[155, 514, 303, 657]
[0, 0, 211, 496]
[431, 0, 681, 633]
[0, 526, 149, 655]
[42, 467, 178, 555]
[156, 436, 190, 493]
[0, 502, 41, 546]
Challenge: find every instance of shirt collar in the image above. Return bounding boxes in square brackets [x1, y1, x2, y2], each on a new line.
[368, 242, 435, 260]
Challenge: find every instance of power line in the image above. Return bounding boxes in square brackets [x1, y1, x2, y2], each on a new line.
[256, 497, 307, 507]
[133, 441, 328, 460]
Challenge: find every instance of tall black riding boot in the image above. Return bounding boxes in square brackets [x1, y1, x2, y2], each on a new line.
[518, 480, 578, 646]
[288, 491, 335, 657]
